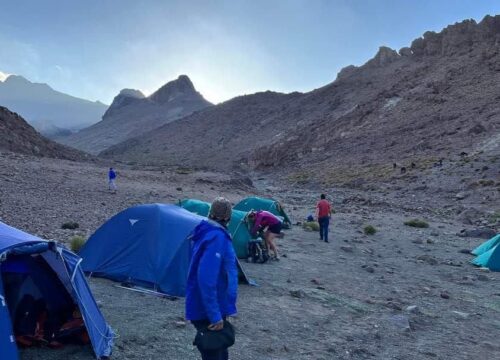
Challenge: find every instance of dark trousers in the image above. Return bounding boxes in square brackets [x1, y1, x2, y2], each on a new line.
[192, 320, 229, 360]
[318, 216, 330, 242]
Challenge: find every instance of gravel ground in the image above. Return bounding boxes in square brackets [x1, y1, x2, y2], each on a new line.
[1, 152, 499, 360]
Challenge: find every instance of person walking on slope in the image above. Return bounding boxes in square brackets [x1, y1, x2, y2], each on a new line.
[108, 167, 117, 193]
[316, 194, 332, 242]
[248, 210, 283, 260]
[186, 197, 238, 360]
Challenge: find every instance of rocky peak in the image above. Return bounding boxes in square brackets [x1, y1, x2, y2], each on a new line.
[103, 88, 145, 117]
[148, 75, 199, 104]
[4, 75, 31, 85]
[366, 46, 400, 67]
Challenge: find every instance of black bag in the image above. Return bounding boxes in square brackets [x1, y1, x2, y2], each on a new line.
[247, 240, 269, 264]
[193, 320, 235, 352]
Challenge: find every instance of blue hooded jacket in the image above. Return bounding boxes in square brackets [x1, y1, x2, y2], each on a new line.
[185, 220, 238, 324]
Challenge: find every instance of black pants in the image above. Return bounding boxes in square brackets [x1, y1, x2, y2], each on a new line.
[192, 320, 229, 360]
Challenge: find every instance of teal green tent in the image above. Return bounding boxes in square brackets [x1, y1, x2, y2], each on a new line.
[179, 199, 211, 217]
[471, 234, 500, 256]
[471, 234, 500, 271]
[179, 199, 252, 258]
[233, 196, 292, 228]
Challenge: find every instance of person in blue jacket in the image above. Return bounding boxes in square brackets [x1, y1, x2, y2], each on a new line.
[186, 197, 238, 360]
[108, 167, 117, 193]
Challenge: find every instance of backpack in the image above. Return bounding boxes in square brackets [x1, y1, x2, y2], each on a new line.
[247, 239, 269, 264]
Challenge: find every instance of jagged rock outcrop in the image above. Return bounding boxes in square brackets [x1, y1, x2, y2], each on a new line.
[0, 106, 87, 160]
[58, 75, 212, 154]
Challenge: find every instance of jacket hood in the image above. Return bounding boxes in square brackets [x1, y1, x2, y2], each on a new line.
[191, 220, 229, 244]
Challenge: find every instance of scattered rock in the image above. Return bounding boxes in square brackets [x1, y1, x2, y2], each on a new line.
[290, 289, 306, 299]
[458, 249, 471, 254]
[457, 228, 496, 239]
[451, 311, 469, 319]
[388, 315, 411, 332]
[412, 239, 424, 244]
[340, 245, 354, 253]
[176, 187, 183, 191]
[363, 266, 375, 273]
[455, 192, 467, 200]
[174, 320, 187, 327]
[416, 255, 438, 265]
[477, 274, 489, 281]
[440, 291, 450, 299]
[405, 305, 421, 314]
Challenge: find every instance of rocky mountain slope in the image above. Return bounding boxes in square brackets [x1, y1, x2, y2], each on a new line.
[102, 16, 500, 184]
[0, 106, 86, 160]
[0, 75, 107, 136]
[59, 75, 212, 154]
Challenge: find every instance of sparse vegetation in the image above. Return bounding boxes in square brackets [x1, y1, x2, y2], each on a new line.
[175, 167, 193, 175]
[303, 221, 320, 231]
[404, 219, 429, 228]
[364, 225, 377, 235]
[478, 179, 495, 187]
[288, 171, 310, 184]
[61, 221, 79, 230]
[70, 235, 86, 253]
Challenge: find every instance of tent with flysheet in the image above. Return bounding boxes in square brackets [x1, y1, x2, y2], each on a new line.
[179, 199, 253, 258]
[471, 234, 500, 271]
[0, 221, 114, 360]
[233, 196, 292, 228]
[80, 204, 250, 297]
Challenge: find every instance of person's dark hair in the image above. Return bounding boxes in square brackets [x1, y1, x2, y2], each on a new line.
[109, 167, 113, 170]
[320, 194, 326, 199]
[209, 197, 232, 227]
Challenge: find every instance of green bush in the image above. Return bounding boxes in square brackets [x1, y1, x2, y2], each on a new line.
[364, 225, 377, 235]
[303, 221, 320, 232]
[404, 219, 429, 228]
[70, 235, 86, 253]
[61, 221, 79, 230]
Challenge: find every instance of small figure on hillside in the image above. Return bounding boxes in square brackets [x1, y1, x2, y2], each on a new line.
[316, 194, 332, 243]
[248, 210, 283, 260]
[186, 197, 238, 360]
[393, 163, 397, 169]
[400, 167, 407, 174]
[108, 168, 117, 193]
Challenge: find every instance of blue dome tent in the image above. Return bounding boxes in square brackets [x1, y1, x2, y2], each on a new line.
[0, 221, 114, 360]
[79, 204, 206, 297]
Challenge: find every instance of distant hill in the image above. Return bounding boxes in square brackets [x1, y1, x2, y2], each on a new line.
[0, 106, 87, 160]
[0, 75, 108, 137]
[102, 16, 500, 183]
[58, 75, 212, 154]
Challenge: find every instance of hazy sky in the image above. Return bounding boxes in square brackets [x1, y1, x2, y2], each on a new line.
[1, 0, 499, 104]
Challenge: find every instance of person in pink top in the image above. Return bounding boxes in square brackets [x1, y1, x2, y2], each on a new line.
[248, 210, 282, 260]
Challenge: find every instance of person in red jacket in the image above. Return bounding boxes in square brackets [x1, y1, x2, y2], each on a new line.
[248, 210, 282, 260]
[316, 194, 332, 243]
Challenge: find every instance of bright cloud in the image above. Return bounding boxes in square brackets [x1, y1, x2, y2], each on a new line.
[0, 71, 9, 81]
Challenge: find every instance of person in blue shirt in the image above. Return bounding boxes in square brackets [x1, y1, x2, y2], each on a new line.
[185, 197, 238, 360]
[108, 168, 117, 193]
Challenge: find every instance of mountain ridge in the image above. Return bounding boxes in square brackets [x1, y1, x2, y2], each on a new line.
[58, 75, 212, 154]
[0, 75, 108, 136]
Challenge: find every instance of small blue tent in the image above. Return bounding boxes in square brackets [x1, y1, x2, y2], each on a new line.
[0, 221, 114, 360]
[471, 234, 500, 271]
[79, 204, 206, 297]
